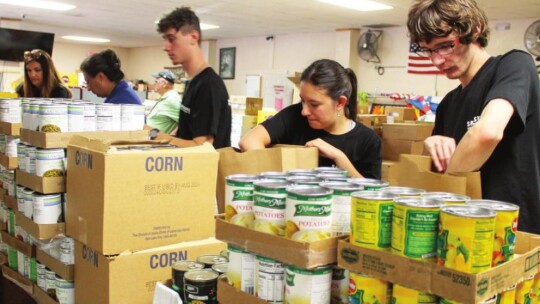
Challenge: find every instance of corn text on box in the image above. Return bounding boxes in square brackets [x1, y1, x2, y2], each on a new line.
[74, 238, 226, 304]
[67, 136, 219, 254]
[338, 231, 540, 304]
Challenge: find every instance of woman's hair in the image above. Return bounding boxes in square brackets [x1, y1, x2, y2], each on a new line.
[407, 0, 490, 47]
[300, 59, 357, 119]
[22, 49, 72, 98]
[157, 6, 202, 44]
[80, 49, 125, 82]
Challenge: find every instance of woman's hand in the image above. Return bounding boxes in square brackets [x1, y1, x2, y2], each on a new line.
[305, 138, 343, 160]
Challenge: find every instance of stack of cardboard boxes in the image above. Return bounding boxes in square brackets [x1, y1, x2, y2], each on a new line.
[229, 96, 263, 148]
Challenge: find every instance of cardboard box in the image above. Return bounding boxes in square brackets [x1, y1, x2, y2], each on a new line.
[356, 114, 387, 128]
[3, 193, 17, 210]
[382, 138, 425, 161]
[20, 129, 149, 149]
[241, 115, 258, 136]
[215, 216, 343, 269]
[0, 229, 35, 257]
[15, 211, 65, 240]
[384, 106, 416, 122]
[357, 105, 370, 115]
[33, 284, 58, 304]
[381, 160, 398, 182]
[15, 169, 65, 194]
[67, 138, 218, 254]
[0, 121, 22, 136]
[0, 152, 17, 170]
[256, 110, 277, 124]
[0, 252, 7, 265]
[0, 220, 6, 232]
[36, 248, 74, 280]
[245, 98, 263, 116]
[338, 231, 540, 304]
[217, 277, 267, 304]
[383, 123, 434, 141]
[74, 238, 226, 304]
[1, 264, 34, 295]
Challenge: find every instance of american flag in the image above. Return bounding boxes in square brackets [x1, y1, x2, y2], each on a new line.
[407, 42, 445, 75]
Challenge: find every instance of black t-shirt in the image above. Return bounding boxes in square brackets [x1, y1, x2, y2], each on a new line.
[433, 50, 540, 233]
[16, 83, 71, 98]
[262, 102, 382, 179]
[176, 67, 232, 149]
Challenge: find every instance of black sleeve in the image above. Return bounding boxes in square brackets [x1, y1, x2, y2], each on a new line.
[189, 77, 227, 139]
[356, 131, 382, 179]
[261, 103, 302, 144]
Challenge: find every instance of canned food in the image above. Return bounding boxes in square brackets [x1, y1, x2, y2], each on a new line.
[25, 146, 36, 175]
[516, 275, 535, 304]
[196, 254, 228, 268]
[467, 200, 519, 266]
[83, 103, 96, 131]
[172, 260, 205, 302]
[17, 143, 27, 172]
[437, 205, 496, 273]
[68, 103, 85, 132]
[381, 186, 426, 197]
[35, 148, 65, 177]
[211, 262, 228, 275]
[33, 193, 62, 224]
[316, 173, 350, 182]
[16, 185, 25, 212]
[422, 192, 470, 205]
[285, 175, 325, 186]
[45, 269, 57, 300]
[286, 169, 316, 177]
[320, 181, 362, 236]
[5, 136, 19, 157]
[7, 246, 17, 270]
[183, 269, 219, 304]
[349, 272, 390, 304]
[330, 266, 349, 304]
[253, 180, 292, 236]
[255, 255, 284, 303]
[220, 249, 229, 259]
[17, 251, 26, 276]
[258, 171, 289, 180]
[350, 191, 398, 250]
[284, 185, 333, 241]
[532, 273, 540, 304]
[225, 174, 258, 227]
[96, 103, 121, 131]
[391, 283, 438, 303]
[55, 276, 74, 304]
[227, 245, 255, 294]
[285, 265, 332, 304]
[37, 263, 47, 290]
[38, 103, 68, 132]
[497, 284, 516, 304]
[391, 197, 443, 260]
[314, 167, 348, 176]
[23, 188, 35, 219]
[347, 178, 389, 191]
[120, 104, 145, 131]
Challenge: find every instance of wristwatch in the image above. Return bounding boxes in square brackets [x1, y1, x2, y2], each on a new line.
[149, 128, 160, 140]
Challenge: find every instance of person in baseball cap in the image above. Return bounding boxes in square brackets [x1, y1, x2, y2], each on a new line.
[151, 70, 176, 84]
[146, 69, 181, 135]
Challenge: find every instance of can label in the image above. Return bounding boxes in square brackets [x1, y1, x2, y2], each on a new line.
[285, 191, 332, 241]
[225, 177, 255, 227]
[228, 245, 255, 295]
[516, 276, 535, 304]
[68, 103, 85, 132]
[391, 284, 438, 304]
[330, 189, 356, 236]
[330, 267, 349, 304]
[39, 104, 68, 132]
[437, 207, 496, 273]
[56, 279, 75, 304]
[253, 183, 288, 236]
[391, 203, 440, 260]
[256, 255, 284, 303]
[351, 195, 394, 250]
[35, 149, 65, 177]
[33, 194, 62, 224]
[492, 210, 519, 267]
[285, 265, 331, 304]
[8, 246, 17, 269]
[348, 272, 389, 304]
[183, 269, 218, 304]
[497, 285, 516, 304]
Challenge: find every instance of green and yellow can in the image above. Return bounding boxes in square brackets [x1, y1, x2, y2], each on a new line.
[348, 271, 390, 304]
[391, 283, 438, 304]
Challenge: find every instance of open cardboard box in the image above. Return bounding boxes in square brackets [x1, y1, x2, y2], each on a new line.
[1, 264, 34, 295]
[3, 193, 18, 210]
[215, 215, 344, 269]
[217, 277, 267, 304]
[34, 284, 59, 304]
[338, 231, 540, 304]
[36, 247, 74, 280]
[382, 123, 434, 141]
[15, 210, 65, 240]
[0, 152, 17, 169]
[16, 169, 65, 194]
[20, 128, 149, 148]
[0, 252, 7, 265]
[0, 229, 35, 257]
[0, 121, 22, 136]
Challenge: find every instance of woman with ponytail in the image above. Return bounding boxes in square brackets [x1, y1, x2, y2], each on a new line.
[80, 49, 141, 104]
[240, 59, 381, 178]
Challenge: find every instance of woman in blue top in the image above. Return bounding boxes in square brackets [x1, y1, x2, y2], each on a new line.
[80, 49, 141, 105]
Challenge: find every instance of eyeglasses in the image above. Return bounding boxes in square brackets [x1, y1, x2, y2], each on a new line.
[23, 49, 44, 62]
[415, 38, 459, 58]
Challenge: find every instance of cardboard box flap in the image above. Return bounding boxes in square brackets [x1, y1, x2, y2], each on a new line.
[116, 237, 225, 258]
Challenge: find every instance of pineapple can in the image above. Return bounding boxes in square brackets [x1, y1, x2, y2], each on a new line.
[391, 197, 443, 260]
[391, 284, 438, 304]
[497, 284, 516, 304]
[437, 205, 496, 274]
[348, 272, 390, 304]
[516, 275, 535, 304]
[350, 191, 398, 250]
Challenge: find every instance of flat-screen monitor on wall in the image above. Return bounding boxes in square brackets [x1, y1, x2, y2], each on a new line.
[0, 28, 55, 62]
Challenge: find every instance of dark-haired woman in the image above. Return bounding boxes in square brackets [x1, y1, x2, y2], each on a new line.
[80, 49, 141, 105]
[239, 59, 381, 178]
[17, 49, 72, 98]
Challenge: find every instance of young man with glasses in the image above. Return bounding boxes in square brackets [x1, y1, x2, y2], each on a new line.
[408, 0, 540, 233]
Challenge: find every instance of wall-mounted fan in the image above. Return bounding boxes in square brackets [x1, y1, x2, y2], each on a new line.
[524, 19, 540, 73]
[357, 30, 382, 63]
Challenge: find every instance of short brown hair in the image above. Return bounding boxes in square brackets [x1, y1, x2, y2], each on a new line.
[407, 0, 490, 47]
[157, 7, 202, 44]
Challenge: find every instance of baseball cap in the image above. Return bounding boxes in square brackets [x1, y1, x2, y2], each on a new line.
[151, 70, 176, 84]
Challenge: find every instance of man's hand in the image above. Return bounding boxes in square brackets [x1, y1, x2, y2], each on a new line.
[424, 135, 456, 172]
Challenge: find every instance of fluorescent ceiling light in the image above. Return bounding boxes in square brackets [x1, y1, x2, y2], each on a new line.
[62, 36, 110, 43]
[154, 20, 219, 30]
[0, 0, 75, 11]
[318, 0, 392, 11]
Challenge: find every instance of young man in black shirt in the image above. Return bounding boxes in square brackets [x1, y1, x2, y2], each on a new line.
[408, 0, 540, 233]
[152, 7, 231, 149]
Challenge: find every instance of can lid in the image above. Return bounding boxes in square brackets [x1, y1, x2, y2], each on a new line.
[347, 178, 389, 187]
[441, 205, 497, 218]
[286, 185, 333, 196]
[184, 269, 219, 281]
[394, 197, 445, 208]
[226, 174, 258, 183]
[351, 190, 398, 200]
[253, 179, 293, 190]
[381, 186, 426, 196]
[467, 199, 520, 212]
[196, 254, 228, 265]
[211, 262, 228, 274]
[319, 181, 363, 192]
[172, 260, 205, 272]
